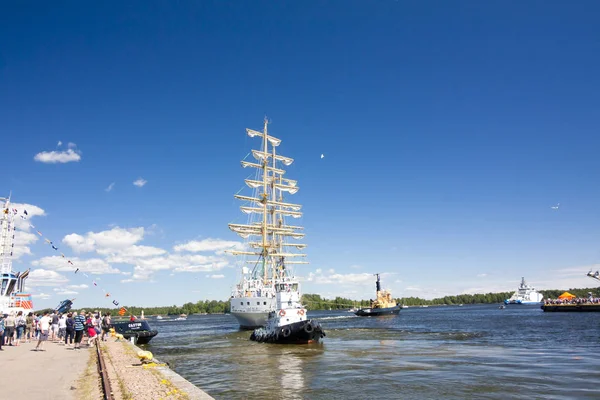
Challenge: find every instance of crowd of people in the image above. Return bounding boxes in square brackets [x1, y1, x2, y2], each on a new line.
[0, 310, 112, 351]
[543, 294, 600, 305]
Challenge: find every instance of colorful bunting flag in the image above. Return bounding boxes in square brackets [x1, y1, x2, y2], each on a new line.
[18, 207, 125, 312]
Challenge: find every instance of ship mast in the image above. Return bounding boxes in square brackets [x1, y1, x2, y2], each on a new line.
[261, 118, 269, 284]
[228, 119, 308, 284]
[1, 195, 15, 277]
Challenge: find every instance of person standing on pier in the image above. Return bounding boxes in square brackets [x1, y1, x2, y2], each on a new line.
[26, 312, 33, 343]
[34, 311, 51, 351]
[73, 311, 86, 350]
[4, 312, 15, 346]
[101, 313, 111, 342]
[65, 313, 75, 346]
[14, 311, 26, 346]
[50, 312, 59, 341]
[58, 313, 67, 343]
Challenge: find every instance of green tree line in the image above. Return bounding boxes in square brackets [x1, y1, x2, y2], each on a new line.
[36, 286, 600, 314]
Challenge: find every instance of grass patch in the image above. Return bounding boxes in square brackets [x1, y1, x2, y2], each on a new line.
[75, 347, 102, 399]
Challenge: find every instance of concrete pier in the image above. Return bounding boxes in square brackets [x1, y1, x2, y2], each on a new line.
[1, 338, 213, 399]
[0, 340, 93, 399]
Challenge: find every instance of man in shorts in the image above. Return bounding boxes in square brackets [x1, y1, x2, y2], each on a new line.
[35, 311, 51, 351]
[50, 312, 59, 341]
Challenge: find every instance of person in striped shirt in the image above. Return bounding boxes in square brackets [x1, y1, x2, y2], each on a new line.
[73, 311, 86, 350]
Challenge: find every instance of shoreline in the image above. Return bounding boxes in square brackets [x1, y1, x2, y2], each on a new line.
[101, 339, 214, 399]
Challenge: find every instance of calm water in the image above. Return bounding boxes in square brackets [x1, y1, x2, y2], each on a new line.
[143, 305, 600, 399]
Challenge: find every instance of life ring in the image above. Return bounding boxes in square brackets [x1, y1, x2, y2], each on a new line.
[304, 323, 314, 333]
[282, 327, 291, 338]
[279, 310, 286, 317]
[297, 309, 305, 316]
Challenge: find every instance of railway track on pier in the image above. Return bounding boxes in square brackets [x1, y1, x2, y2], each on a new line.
[95, 340, 114, 400]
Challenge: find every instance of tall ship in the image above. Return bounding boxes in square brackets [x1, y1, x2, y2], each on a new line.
[355, 273, 401, 316]
[228, 118, 308, 329]
[504, 277, 543, 305]
[1, 195, 33, 314]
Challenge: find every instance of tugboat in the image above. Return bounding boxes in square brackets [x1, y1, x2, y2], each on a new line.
[250, 278, 325, 344]
[111, 319, 158, 344]
[355, 274, 401, 316]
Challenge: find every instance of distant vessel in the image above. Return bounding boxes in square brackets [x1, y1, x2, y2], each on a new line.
[228, 118, 308, 329]
[504, 277, 544, 305]
[0, 195, 33, 315]
[250, 278, 325, 344]
[355, 274, 401, 316]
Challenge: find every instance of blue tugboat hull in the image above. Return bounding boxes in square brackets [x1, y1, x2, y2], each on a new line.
[355, 305, 401, 316]
[112, 320, 158, 344]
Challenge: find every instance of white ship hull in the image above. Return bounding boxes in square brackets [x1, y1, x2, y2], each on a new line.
[230, 295, 277, 329]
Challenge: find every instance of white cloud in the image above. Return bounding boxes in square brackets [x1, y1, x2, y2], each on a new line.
[58, 226, 237, 281]
[57, 141, 63, 147]
[105, 245, 166, 259]
[54, 288, 78, 295]
[67, 142, 77, 149]
[67, 284, 88, 289]
[34, 148, 81, 164]
[27, 269, 69, 287]
[206, 274, 225, 279]
[10, 202, 45, 231]
[133, 178, 147, 187]
[121, 265, 155, 283]
[174, 259, 229, 273]
[174, 238, 244, 253]
[63, 227, 145, 254]
[12, 231, 39, 259]
[31, 256, 121, 274]
[32, 293, 51, 299]
[306, 270, 374, 285]
[477, 273, 488, 278]
[105, 182, 115, 192]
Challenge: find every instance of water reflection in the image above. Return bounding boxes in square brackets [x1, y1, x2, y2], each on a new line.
[278, 350, 305, 399]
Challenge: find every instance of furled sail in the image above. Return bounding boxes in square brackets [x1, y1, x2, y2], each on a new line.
[246, 128, 281, 147]
[241, 161, 285, 175]
[275, 183, 299, 194]
[244, 179, 263, 189]
[234, 194, 302, 211]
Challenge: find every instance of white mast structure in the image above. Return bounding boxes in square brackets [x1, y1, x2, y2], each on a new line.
[0, 195, 16, 278]
[1, 195, 31, 313]
[228, 118, 308, 328]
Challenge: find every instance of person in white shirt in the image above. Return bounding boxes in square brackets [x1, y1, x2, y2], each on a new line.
[58, 314, 67, 342]
[35, 311, 51, 351]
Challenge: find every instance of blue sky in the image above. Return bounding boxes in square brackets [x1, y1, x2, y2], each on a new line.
[2, 1, 600, 309]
